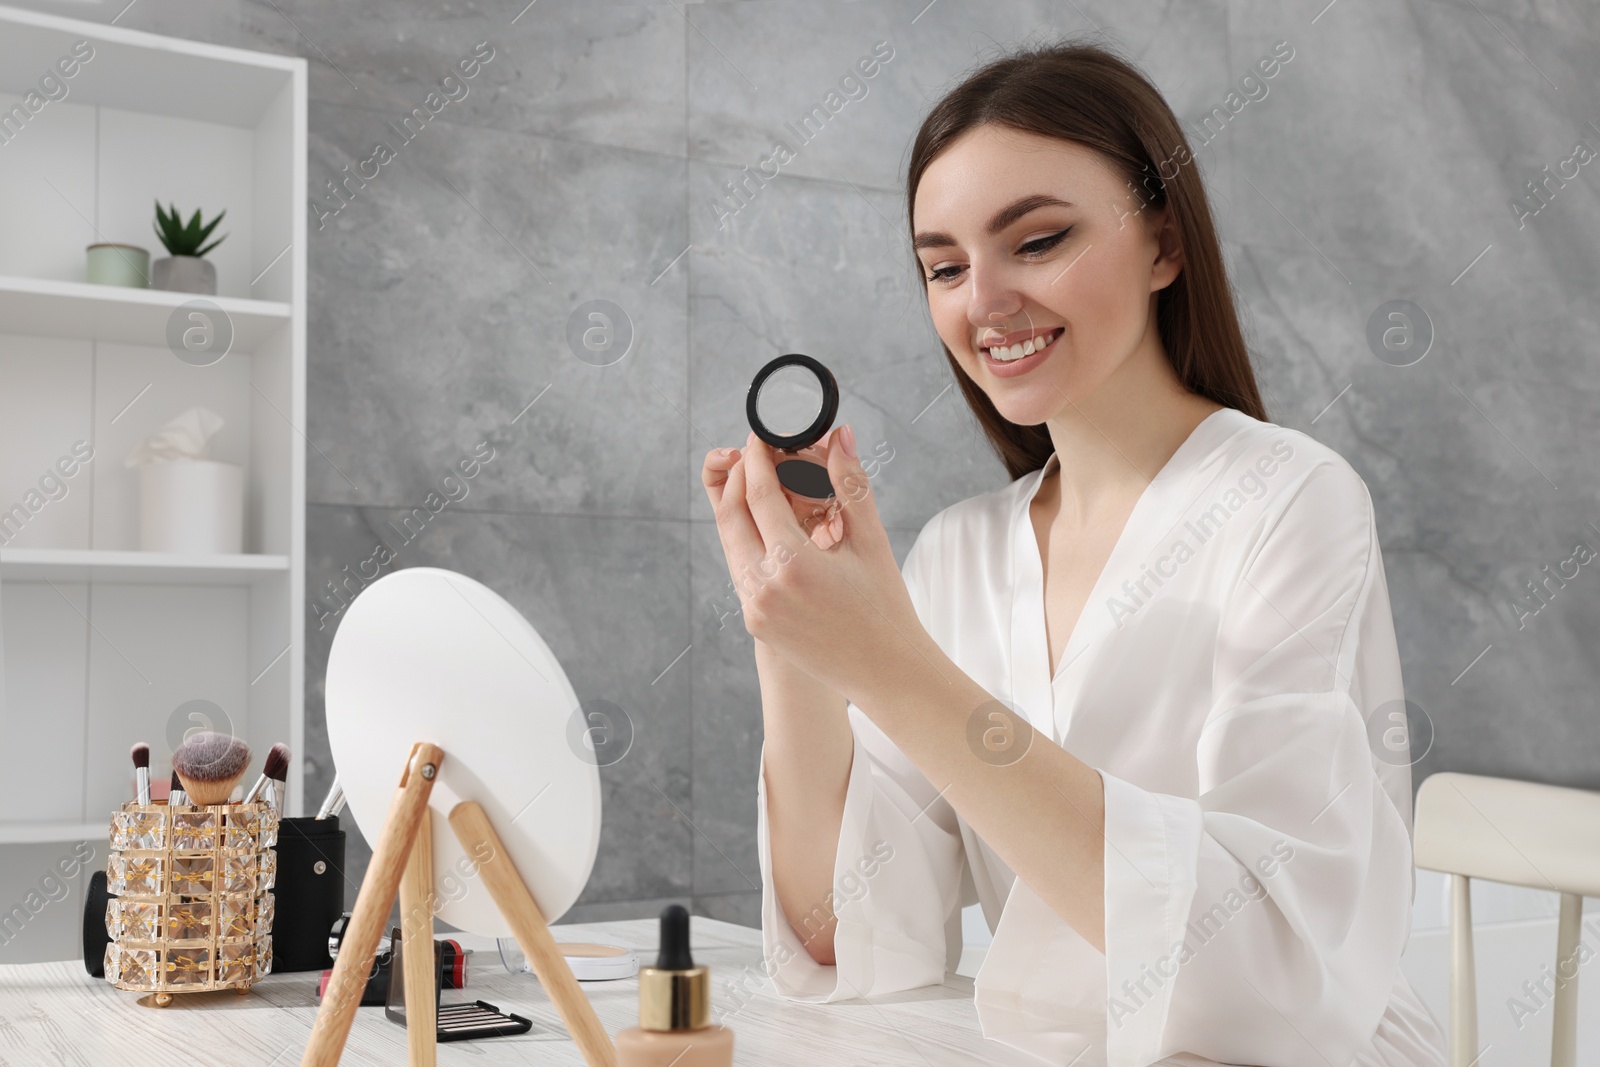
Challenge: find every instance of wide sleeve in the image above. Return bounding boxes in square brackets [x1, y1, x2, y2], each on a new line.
[755, 511, 969, 1001]
[972, 460, 1427, 1067]
[1091, 457, 1416, 1067]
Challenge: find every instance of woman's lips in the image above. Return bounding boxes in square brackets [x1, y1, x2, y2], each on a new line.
[980, 328, 1060, 378]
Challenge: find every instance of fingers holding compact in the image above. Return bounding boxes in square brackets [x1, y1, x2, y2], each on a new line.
[738, 431, 814, 550]
[704, 442, 769, 571]
[700, 444, 743, 512]
[822, 424, 887, 551]
[704, 430, 866, 560]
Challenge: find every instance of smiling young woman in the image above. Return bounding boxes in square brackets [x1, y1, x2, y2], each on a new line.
[704, 38, 1447, 1067]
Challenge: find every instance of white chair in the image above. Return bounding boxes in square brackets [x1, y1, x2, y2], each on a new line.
[1413, 771, 1600, 1067]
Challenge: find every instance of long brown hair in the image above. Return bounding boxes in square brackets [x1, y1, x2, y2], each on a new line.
[906, 39, 1267, 482]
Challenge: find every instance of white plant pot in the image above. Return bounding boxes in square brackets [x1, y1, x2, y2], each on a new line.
[150, 255, 217, 295]
[139, 459, 243, 554]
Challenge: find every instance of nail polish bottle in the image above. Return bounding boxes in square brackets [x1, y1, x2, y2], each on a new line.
[615, 904, 734, 1067]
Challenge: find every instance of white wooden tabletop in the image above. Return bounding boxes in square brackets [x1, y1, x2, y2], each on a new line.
[0, 916, 1051, 1066]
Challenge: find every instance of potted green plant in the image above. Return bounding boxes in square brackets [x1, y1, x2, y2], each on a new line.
[150, 201, 227, 295]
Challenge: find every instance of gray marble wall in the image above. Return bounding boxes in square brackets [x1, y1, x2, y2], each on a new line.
[50, 0, 1600, 929]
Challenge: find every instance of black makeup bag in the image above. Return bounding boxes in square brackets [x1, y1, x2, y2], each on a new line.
[83, 870, 111, 977]
[272, 815, 347, 972]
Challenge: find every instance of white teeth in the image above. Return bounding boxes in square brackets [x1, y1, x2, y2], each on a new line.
[986, 329, 1057, 362]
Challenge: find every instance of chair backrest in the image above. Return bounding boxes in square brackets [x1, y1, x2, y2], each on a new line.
[1414, 771, 1600, 1067]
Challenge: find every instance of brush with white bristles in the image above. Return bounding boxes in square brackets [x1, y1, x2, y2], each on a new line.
[243, 743, 289, 809]
[171, 731, 252, 806]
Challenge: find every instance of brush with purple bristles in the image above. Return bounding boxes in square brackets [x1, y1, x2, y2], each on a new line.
[130, 743, 150, 806]
[171, 731, 252, 806]
[242, 743, 289, 810]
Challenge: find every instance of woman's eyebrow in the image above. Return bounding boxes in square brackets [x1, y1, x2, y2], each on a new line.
[912, 193, 1074, 251]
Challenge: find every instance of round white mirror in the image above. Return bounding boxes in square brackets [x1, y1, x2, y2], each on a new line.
[325, 567, 601, 936]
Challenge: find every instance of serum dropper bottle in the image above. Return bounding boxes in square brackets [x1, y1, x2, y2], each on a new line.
[615, 904, 734, 1067]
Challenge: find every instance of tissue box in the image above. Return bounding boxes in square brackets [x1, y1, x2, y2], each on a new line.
[139, 458, 243, 554]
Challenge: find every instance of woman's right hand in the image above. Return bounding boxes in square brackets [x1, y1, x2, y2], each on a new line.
[701, 432, 846, 563]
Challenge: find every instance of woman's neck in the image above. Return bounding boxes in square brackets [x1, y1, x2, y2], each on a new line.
[1038, 348, 1223, 526]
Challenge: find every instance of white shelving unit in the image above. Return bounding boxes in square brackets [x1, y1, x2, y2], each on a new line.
[0, 6, 306, 963]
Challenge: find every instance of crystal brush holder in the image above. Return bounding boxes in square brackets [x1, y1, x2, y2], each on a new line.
[103, 799, 278, 1005]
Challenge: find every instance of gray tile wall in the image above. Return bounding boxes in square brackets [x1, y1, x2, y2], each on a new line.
[45, 0, 1599, 930]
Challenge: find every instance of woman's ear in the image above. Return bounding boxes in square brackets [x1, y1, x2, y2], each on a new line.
[1149, 204, 1185, 292]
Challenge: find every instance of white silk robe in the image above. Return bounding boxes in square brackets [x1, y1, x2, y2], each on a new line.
[755, 407, 1449, 1067]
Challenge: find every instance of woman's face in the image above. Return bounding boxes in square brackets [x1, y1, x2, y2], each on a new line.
[912, 124, 1182, 427]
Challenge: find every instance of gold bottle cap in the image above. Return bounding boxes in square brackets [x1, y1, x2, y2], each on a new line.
[638, 964, 710, 1031]
[637, 904, 712, 1031]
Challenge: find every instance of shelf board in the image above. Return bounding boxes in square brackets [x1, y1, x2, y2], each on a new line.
[0, 6, 300, 127]
[0, 273, 291, 350]
[0, 548, 290, 585]
[0, 822, 107, 845]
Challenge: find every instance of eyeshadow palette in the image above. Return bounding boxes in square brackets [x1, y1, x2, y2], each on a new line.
[384, 929, 533, 1042]
[434, 1001, 534, 1042]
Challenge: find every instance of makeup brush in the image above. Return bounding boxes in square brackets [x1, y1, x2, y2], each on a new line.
[315, 778, 345, 820]
[169, 772, 186, 808]
[171, 731, 252, 806]
[131, 743, 151, 806]
[242, 743, 289, 807]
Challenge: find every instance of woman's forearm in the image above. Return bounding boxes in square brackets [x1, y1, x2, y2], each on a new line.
[755, 637, 853, 965]
[852, 629, 1108, 954]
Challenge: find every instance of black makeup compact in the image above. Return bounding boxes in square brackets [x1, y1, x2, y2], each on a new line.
[747, 353, 839, 499]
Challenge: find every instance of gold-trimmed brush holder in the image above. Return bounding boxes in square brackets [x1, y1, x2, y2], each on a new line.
[103, 799, 279, 1006]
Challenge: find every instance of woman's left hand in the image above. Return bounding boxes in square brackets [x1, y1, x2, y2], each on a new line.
[716, 425, 925, 698]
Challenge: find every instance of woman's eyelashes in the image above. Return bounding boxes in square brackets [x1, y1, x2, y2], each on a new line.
[1019, 227, 1072, 257]
[922, 227, 1074, 284]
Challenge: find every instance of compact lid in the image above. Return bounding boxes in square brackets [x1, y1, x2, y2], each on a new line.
[747, 353, 838, 452]
[746, 353, 840, 499]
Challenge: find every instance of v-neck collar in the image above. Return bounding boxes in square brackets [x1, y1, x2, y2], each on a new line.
[1007, 407, 1249, 733]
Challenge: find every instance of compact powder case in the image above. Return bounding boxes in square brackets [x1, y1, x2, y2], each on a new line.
[746, 353, 840, 499]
